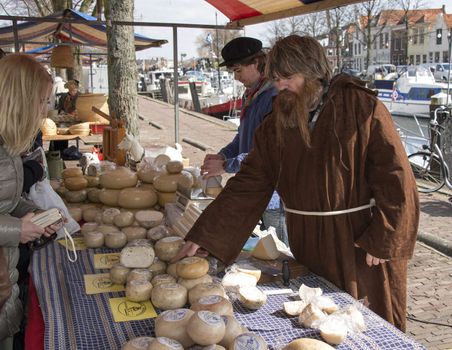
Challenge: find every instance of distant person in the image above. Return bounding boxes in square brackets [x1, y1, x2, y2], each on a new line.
[200, 37, 288, 245]
[58, 79, 79, 114]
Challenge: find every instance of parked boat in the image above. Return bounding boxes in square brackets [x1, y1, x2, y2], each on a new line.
[202, 97, 242, 119]
[376, 66, 447, 118]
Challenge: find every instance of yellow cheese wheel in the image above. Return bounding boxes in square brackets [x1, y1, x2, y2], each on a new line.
[84, 175, 100, 187]
[126, 279, 153, 302]
[176, 257, 209, 279]
[83, 231, 104, 248]
[110, 263, 130, 285]
[177, 274, 213, 291]
[68, 207, 82, 222]
[135, 210, 163, 228]
[154, 236, 184, 262]
[151, 282, 188, 310]
[186, 311, 226, 346]
[99, 189, 121, 206]
[153, 174, 180, 193]
[87, 188, 102, 203]
[118, 187, 158, 209]
[155, 309, 195, 347]
[188, 282, 226, 305]
[65, 176, 88, 191]
[100, 167, 138, 189]
[104, 231, 128, 249]
[165, 161, 183, 174]
[62, 168, 83, 179]
[83, 207, 102, 222]
[157, 191, 177, 207]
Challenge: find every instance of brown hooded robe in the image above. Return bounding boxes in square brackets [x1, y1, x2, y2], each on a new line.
[186, 74, 419, 331]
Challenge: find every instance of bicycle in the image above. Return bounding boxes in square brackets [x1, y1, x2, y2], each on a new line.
[407, 105, 452, 193]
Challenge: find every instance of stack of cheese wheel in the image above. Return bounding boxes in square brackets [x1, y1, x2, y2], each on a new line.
[186, 311, 226, 346]
[176, 256, 212, 291]
[69, 122, 90, 136]
[154, 236, 184, 262]
[98, 167, 139, 207]
[151, 282, 188, 310]
[190, 295, 233, 316]
[135, 210, 164, 229]
[62, 168, 88, 203]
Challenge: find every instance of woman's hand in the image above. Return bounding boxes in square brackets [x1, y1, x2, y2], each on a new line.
[20, 212, 45, 244]
[355, 243, 388, 267]
[171, 241, 209, 263]
[201, 154, 226, 179]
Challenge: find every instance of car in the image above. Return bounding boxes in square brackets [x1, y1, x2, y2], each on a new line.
[432, 63, 452, 82]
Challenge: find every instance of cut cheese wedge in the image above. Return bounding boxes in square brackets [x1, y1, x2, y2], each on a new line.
[251, 234, 280, 260]
[282, 338, 335, 350]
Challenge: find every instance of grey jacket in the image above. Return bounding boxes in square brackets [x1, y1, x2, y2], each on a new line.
[0, 143, 38, 339]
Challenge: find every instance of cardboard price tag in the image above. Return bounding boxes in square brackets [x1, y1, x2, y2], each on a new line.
[58, 237, 87, 251]
[94, 253, 121, 269]
[84, 273, 125, 294]
[108, 297, 157, 322]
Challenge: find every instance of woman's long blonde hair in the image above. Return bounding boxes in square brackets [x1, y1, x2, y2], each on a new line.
[0, 54, 52, 156]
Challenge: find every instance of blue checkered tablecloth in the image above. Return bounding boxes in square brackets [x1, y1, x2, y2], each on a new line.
[31, 240, 425, 350]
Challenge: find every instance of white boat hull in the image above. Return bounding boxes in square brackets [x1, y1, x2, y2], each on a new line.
[379, 97, 431, 118]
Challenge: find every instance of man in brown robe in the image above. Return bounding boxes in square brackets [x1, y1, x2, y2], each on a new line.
[174, 35, 419, 331]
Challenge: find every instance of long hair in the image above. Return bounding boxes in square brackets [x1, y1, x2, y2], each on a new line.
[0, 54, 52, 156]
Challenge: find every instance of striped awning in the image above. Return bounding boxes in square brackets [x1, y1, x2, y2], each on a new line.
[206, 0, 364, 27]
[0, 9, 167, 50]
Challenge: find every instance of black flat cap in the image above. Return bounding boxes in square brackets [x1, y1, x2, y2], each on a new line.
[219, 37, 262, 67]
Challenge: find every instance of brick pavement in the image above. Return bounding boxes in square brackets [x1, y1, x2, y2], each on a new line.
[137, 97, 452, 349]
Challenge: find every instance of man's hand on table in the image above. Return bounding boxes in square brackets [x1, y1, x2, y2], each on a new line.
[201, 154, 226, 179]
[171, 240, 209, 263]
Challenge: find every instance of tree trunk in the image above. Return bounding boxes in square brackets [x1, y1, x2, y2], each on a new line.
[105, 0, 138, 136]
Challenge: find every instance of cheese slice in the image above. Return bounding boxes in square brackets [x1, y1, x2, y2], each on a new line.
[251, 234, 280, 260]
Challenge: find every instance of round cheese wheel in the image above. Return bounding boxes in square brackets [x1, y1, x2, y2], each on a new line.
[186, 311, 226, 346]
[65, 176, 88, 191]
[151, 283, 187, 310]
[62, 168, 83, 179]
[148, 259, 167, 276]
[282, 338, 335, 350]
[166, 161, 183, 174]
[166, 263, 178, 278]
[100, 167, 138, 189]
[147, 225, 171, 242]
[122, 227, 147, 241]
[151, 274, 176, 287]
[83, 207, 102, 222]
[127, 268, 153, 283]
[176, 257, 209, 279]
[118, 187, 158, 209]
[148, 337, 183, 350]
[175, 171, 194, 190]
[137, 166, 164, 184]
[87, 188, 102, 203]
[68, 207, 82, 222]
[81, 222, 98, 235]
[219, 315, 243, 348]
[154, 154, 171, 167]
[188, 282, 226, 305]
[154, 237, 184, 262]
[238, 286, 267, 310]
[121, 240, 155, 269]
[104, 231, 128, 249]
[155, 308, 195, 347]
[190, 295, 233, 316]
[229, 333, 268, 350]
[110, 263, 130, 285]
[83, 231, 104, 248]
[126, 279, 153, 302]
[84, 175, 100, 187]
[178, 274, 212, 291]
[65, 189, 87, 203]
[97, 224, 120, 234]
[157, 192, 177, 207]
[102, 208, 121, 225]
[122, 337, 154, 350]
[114, 211, 135, 228]
[203, 345, 226, 350]
[55, 185, 68, 197]
[135, 210, 164, 229]
[153, 174, 180, 193]
[99, 189, 121, 206]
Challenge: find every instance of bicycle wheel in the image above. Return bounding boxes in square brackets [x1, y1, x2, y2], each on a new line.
[408, 151, 446, 193]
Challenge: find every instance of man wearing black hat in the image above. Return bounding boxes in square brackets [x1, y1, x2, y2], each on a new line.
[201, 37, 287, 245]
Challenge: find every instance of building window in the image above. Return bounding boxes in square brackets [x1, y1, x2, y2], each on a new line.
[422, 54, 427, 63]
[385, 33, 389, 48]
[413, 28, 418, 44]
[394, 35, 400, 50]
[359, 43, 361, 55]
[354, 43, 357, 55]
[444, 51, 449, 63]
[380, 33, 384, 49]
[416, 55, 420, 65]
[373, 35, 377, 49]
[435, 51, 440, 63]
[436, 29, 442, 45]
[420, 27, 424, 44]
[410, 55, 414, 64]
[393, 55, 397, 64]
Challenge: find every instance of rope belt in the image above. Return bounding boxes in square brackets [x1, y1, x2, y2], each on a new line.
[284, 198, 376, 216]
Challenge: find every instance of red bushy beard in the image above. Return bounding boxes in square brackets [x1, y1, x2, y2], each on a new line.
[273, 79, 322, 148]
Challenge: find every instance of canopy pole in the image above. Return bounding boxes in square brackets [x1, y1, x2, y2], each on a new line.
[12, 20, 19, 52]
[90, 54, 94, 93]
[173, 26, 179, 144]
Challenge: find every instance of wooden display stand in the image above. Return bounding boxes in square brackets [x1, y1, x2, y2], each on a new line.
[92, 107, 126, 166]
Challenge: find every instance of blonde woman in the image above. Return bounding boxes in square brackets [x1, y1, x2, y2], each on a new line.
[0, 54, 58, 348]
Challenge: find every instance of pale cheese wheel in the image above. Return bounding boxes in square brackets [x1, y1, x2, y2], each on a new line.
[122, 336, 154, 350]
[238, 286, 267, 310]
[84, 175, 100, 187]
[221, 272, 257, 292]
[251, 234, 280, 260]
[62, 168, 83, 179]
[137, 167, 164, 184]
[55, 185, 68, 197]
[175, 170, 194, 190]
[148, 259, 167, 276]
[65, 176, 88, 191]
[118, 187, 158, 209]
[229, 333, 267, 350]
[166, 161, 183, 174]
[176, 256, 209, 279]
[126, 279, 153, 302]
[190, 295, 233, 316]
[154, 236, 184, 262]
[81, 222, 98, 235]
[219, 316, 243, 348]
[319, 321, 347, 345]
[151, 274, 176, 287]
[155, 308, 195, 347]
[283, 301, 307, 316]
[153, 174, 180, 193]
[157, 191, 177, 207]
[83, 231, 104, 248]
[87, 188, 102, 203]
[166, 263, 178, 278]
[148, 225, 171, 242]
[114, 211, 135, 228]
[177, 274, 212, 291]
[68, 207, 82, 222]
[282, 338, 335, 350]
[127, 268, 153, 283]
[148, 337, 183, 350]
[110, 263, 130, 285]
[298, 303, 326, 328]
[151, 282, 187, 310]
[204, 346, 226, 350]
[186, 311, 226, 346]
[189, 282, 226, 305]
[99, 189, 121, 206]
[100, 167, 138, 189]
[97, 224, 120, 234]
[83, 207, 102, 222]
[122, 226, 147, 241]
[135, 210, 163, 229]
[65, 189, 87, 203]
[102, 208, 121, 225]
[120, 240, 155, 268]
[206, 187, 222, 198]
[104, 231, 128, 249]
[154, 154, 171, 167]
